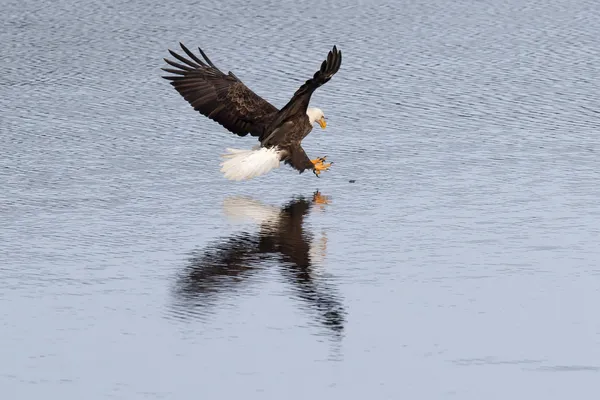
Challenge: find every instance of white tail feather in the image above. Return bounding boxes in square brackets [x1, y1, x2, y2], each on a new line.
[220, 146, 282, 181]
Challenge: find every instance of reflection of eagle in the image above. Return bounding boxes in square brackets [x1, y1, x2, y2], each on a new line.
[170, 192, 345, 337]
[162, 43, 342, 181]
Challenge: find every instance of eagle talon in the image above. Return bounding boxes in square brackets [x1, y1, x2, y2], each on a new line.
[311, 157, 332, 177]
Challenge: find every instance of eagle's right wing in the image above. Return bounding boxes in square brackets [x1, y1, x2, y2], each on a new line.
[162, 43, 279, 138]
[277, 46, 342, 118]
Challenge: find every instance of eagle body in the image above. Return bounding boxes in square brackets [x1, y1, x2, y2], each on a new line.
[162, 43, 342, 181]
[263, 115, 316, 173]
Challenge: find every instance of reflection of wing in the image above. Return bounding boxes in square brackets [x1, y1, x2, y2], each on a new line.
[170, 193, 346, 337]
[280, 261, 345, 336]
[172, 233, 263, 314]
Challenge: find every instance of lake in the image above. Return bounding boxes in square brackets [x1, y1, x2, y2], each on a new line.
[1, 0, 600, 398]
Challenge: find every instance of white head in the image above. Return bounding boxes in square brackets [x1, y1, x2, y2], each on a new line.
[306, 107, 327, 129]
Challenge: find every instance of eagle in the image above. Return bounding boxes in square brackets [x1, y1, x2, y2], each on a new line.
[161, 43, 342, 181]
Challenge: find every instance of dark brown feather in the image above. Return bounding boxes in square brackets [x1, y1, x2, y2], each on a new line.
[260, 45, 342, 141]
[287, 45, 342, 111]
[284, 144, 314, 173]
[162, 43, 279, 138]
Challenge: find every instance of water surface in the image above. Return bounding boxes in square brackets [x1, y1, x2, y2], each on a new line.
[2, 0, 600, 398]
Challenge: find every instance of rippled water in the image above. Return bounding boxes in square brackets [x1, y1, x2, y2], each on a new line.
[2, 0, 600, 398]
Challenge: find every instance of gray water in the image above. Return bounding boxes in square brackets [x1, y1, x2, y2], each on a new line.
[2, 0, 600, 398]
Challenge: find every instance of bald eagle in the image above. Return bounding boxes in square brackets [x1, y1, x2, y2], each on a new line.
[161, 43, 342, 181]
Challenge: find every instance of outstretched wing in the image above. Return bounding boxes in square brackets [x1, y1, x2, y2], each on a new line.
[279, 45, 342, 116]
[162, 43, 279, 138]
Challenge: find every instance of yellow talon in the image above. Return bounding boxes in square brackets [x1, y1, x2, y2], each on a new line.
[311, 156, 327, 164]
[311, 157, 332, 176]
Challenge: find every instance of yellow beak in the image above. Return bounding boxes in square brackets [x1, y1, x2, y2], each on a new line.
[317, 117, 327, 129]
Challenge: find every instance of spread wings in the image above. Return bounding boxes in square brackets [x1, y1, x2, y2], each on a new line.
[161, 43, 279, 138]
